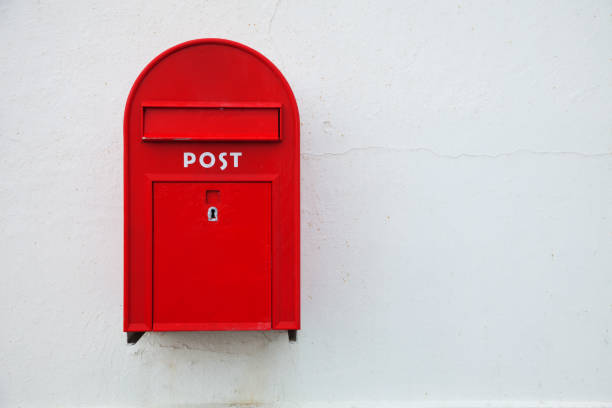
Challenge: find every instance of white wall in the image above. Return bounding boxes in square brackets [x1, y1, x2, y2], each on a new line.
[1, 0, 611, 407]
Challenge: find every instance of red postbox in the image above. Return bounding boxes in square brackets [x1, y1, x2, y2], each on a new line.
[123, 39, 300, 343]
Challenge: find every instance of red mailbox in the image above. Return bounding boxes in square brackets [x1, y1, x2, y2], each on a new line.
[123, 39, 300, 343]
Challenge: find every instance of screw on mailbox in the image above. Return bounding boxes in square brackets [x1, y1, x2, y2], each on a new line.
[207, 206, 218, 221]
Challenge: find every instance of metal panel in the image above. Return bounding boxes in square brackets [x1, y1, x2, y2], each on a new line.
[142, 104, 280, 142]
[153, 182, 271, 330]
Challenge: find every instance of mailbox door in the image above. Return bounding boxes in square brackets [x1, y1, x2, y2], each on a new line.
[153, 182, 271, 330]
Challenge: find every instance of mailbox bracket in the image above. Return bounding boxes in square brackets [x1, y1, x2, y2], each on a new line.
[288, 330, 297, 342]
[127, 331, 145, 344]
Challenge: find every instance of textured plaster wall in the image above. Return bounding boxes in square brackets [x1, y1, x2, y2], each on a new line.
[1, 0, 611, 407]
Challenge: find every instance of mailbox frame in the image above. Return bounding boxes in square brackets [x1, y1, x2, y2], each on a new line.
[123, 39, 300, 343]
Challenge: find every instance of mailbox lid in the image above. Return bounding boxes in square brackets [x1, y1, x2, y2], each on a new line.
[153, 181, 271, 330]
[142, 104, 280, 142]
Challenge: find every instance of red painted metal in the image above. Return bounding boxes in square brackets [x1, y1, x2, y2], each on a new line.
[153, 182, 271, 330]
[124, 39, 300, 334]
[143, 104, 280, 142]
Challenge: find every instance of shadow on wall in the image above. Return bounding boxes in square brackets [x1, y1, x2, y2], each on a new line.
[123, 330, 297, 403]
[128, 330, 291, 355]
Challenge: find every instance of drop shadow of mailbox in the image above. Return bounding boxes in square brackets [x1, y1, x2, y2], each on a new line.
[123, 39, 300, 344]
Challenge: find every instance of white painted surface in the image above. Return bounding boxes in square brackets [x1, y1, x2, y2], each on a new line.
[1, 0, 611, 406]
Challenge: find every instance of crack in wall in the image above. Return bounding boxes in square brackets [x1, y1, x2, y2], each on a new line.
[155, 342, 245, 356]
[301, 146, 612, 160]
[267, 0, 281, 34]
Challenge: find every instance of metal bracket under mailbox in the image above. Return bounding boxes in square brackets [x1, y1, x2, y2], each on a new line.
[127, 332, 145, 344]
[127, 331, 296, 344]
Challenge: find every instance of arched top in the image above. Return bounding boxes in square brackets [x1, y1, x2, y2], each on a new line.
[124, 38, 299, 126]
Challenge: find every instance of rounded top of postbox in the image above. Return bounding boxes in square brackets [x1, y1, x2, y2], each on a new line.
[124, 39, 299, 125]
[124, 39, 299, 143]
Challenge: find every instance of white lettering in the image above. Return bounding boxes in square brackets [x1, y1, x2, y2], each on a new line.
[230, 152, 242, 168]
[199, 152, 215, 168]
[183, 152, 196, 168]
[219, 152, 228, 171]
[184, 152, 243, 169]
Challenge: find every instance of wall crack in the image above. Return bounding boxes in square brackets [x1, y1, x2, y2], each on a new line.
[301, 146, 612, 160]
[267, 0, 281, 34]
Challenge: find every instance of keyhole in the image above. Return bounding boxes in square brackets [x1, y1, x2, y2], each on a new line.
[208, 206, 218, 222]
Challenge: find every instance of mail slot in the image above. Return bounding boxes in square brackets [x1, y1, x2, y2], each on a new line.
[123, 39, 300, 343]
[142, 104, 280, 141]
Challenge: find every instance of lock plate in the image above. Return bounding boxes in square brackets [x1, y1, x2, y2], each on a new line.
[207, 206, 218, 221]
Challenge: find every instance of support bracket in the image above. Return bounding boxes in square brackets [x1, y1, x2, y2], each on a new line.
[127, 331, 145, 344]
[288, 330, 297, 342]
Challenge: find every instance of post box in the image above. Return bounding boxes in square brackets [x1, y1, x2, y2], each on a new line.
[123, 39, 300, 344]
